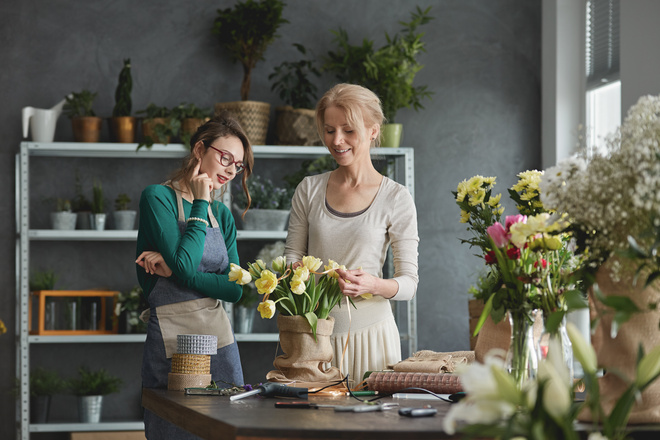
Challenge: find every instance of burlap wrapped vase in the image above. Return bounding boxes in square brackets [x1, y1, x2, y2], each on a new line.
[267, 315, 343, 384]
[578, 258, 660, 424]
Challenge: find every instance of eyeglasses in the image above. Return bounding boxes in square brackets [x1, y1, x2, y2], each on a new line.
[205, 143, 245, 174]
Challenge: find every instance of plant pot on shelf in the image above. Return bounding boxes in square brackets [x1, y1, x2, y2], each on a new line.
[141, 117, 172, 144]
[233, 306, 255, 334]
[51, 211, 77, 230]
[215, 101, 270, 145]
[72, 116, 103, 143]
[78, 395, 103, 423]
[113, 210, 137, 230]
[30, 395, 51, 424]
[76, 211, 92, 229]
[380, 123, 403, 148]
[242, 209, 290, 231]
[89, 213, 107, 231]
[109, 116, 137, 143]
[180, 117, 209, 146]
[274, 106, 320, 146]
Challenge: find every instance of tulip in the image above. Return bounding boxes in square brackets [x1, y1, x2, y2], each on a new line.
[567, 322, 597, 374]
[255, 270, 278, 295]
[302, 256, 322, 272]
[272, 256, 286, 274]
[257, 300, 276, 319]
[290, 276, 306, 295]
[487, 222, 509, 248]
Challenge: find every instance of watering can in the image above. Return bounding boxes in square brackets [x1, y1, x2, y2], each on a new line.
[22, 95, 71, 142]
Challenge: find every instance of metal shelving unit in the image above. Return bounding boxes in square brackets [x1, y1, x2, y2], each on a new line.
[15, 141, 415, 439]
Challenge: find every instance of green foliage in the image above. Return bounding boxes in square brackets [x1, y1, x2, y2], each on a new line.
[114, 193, 131, 211]
[136, 103, 181, 149]
[55, 198, 72, 212]
[234, 175, 293, 210]
[136, 103, 172, 119]
[171, 102, 212, 120]
[237, 284, 259, 308]
[212, 0, 288, 101]
[30, 367, 66, 396]
[91, 181, 104, 214]
[63, 90, 97, 118]
[68, 366, 122, 396]
[323, 5, 434, 122]
[268, 44, 321, 109]
[112, 58, 133, 117]
[281, 155, 337, 192]
[30, 269, 58, 291]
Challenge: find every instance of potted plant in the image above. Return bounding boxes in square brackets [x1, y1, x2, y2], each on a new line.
[269, 43, 322, 146]
[114, 285, 147, 333]
[90, 180, 106, 231]
[171, 102, 212, 146]
[109, 58, 136, 143]
[323, 5, 434, 147]
[72, 170, 92, 229]
[30, 268, 59, 331]
[233, 175, 293, 230]
[212, 0, 288, 145]
[68, 366, 122, 423]
[50, 198, 77, 230]
[136, 103, 180, 149]
[64, 89, 103, 142]
[112, 192, 136, 230]
[28, 367, 67, 423]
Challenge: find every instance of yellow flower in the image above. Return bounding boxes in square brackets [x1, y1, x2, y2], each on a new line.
[290, 276, 306, 295]
[360, 293, 373, 299]
[248, 259, 266, 278]
[459, 210, 470, 223]
[272, 256, 286, 274]
[467, 175, 485, 192]
[302, 256, 322, 272]
[509, 222, 534, 248]
[257, 300, 276, 319]
[487, 193, 502, 207]
[255, 270, 278, 295]
[468, 189, 486, 206]
[456, 180, 469, 202]
[0, 319, 6, 335]
[229, 263, 252, 285]
[293, 266, 310, 282]
[324, 260, 345, 279]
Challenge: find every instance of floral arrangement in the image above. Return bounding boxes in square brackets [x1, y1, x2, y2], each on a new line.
[229, 255, 350, 339]
[233, 175, 293, 210]
[444, 323, 660, 440]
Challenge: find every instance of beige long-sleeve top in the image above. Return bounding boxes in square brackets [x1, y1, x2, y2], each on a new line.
[285, 172, 419, 301]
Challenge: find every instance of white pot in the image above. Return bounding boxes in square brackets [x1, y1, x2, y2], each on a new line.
[113, 210, 137, 230]
[89, 213, 107, 231]
[50, 211, 77, 230]
[78, 395, 103, 423]
[242, 209, 290, 231]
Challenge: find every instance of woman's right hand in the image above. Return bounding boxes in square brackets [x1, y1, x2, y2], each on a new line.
[136, 251, 173, 278]
[190, 159, 212, 202]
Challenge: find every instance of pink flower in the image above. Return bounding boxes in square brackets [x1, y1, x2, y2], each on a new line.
[506, 247, 521, 260]
[487, 223, 509, 248]
[505, 214, 527, 232]
[534, 259, 548, 269]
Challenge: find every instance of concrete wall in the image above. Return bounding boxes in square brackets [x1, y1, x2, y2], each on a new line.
[0, 1, 541, 437]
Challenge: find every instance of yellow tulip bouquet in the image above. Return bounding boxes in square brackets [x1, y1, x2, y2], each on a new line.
[229, 255, 349, 339]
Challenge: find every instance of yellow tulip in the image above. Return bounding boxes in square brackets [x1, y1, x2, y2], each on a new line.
[272, 256, 286, 274]
[290, 276, 306, 295]
[255, 270, 278, 295]
[293, 266, 310, 282]
[257, 300, 276, 319]
[229, 264, 251, 285]
[324, 260, 345, 279]
[302, 256, 322, 272]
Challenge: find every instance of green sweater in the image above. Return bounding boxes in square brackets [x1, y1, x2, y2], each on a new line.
[136, 184, 242, 302]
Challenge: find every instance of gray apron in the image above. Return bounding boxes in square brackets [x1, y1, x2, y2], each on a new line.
[142, 188, 243, 439]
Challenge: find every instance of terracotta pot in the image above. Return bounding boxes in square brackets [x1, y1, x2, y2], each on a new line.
[72, 116, 103, 142]
[109, 116, 136, 143]
[141, 117, 171, 144]
[180, 117, 209, 145]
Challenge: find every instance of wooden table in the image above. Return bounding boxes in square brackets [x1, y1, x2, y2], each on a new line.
[142, 388, 459, 439]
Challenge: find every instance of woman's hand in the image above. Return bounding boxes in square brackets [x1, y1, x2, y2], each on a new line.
[190, 159, 212, 202]
[335, 268, 378, 298]
[136, 251, 173, 278]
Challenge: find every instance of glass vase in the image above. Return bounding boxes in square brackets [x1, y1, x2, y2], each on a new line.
[506, 309, 539, 388]
[538, 315, 574, 384]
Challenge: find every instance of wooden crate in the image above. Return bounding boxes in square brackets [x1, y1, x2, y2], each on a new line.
[29, 290, 119, 335]
[70, 431, 144, 440]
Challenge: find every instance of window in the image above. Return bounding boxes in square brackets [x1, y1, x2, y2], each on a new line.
[586, 80, 620, 156]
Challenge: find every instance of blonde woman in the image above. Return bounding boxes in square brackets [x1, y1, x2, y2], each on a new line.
[285, 83, 420, 383]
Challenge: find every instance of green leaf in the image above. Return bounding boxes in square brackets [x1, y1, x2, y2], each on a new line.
[563, 289, 589, 310]
[303, 311, 318, 341]
[473, 294, 494, 336]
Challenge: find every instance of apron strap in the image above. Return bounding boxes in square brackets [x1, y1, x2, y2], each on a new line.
[167, 182, 220, 228]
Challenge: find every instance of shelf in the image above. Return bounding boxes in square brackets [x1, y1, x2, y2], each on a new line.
[26, 229, 288, 241]
[30, 421, 144, 432]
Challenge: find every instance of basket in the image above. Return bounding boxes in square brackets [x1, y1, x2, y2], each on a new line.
[167, 372, 212, 390]
[274, 106, 321, 146]
[215, 100, 271, 145]
[171, 353, 211, 374]
[176, 334, 218, 355]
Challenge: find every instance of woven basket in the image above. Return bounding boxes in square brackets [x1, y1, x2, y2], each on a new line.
[274, 106, 321, 146]
[215, 100, 270, 145]
[171, 353, 211, 374]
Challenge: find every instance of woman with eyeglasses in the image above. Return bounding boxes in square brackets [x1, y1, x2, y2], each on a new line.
[135, 112, 253, 439]
[285, 83, 420, 384]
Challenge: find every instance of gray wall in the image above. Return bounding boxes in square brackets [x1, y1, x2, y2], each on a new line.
[0, 0, 540, 437]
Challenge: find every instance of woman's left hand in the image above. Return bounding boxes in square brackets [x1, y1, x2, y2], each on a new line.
[335, 268, 378, 298]
[136, 251, 173, 278]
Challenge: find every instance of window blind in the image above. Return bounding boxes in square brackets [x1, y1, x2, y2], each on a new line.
[586, 0, 620, 90]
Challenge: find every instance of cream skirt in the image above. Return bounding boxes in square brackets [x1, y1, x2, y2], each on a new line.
[329, 297, 401, 384]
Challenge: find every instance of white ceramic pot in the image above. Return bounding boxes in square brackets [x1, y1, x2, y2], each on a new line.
[89, 213, 107, 231]
[113, 210, 137, 230]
